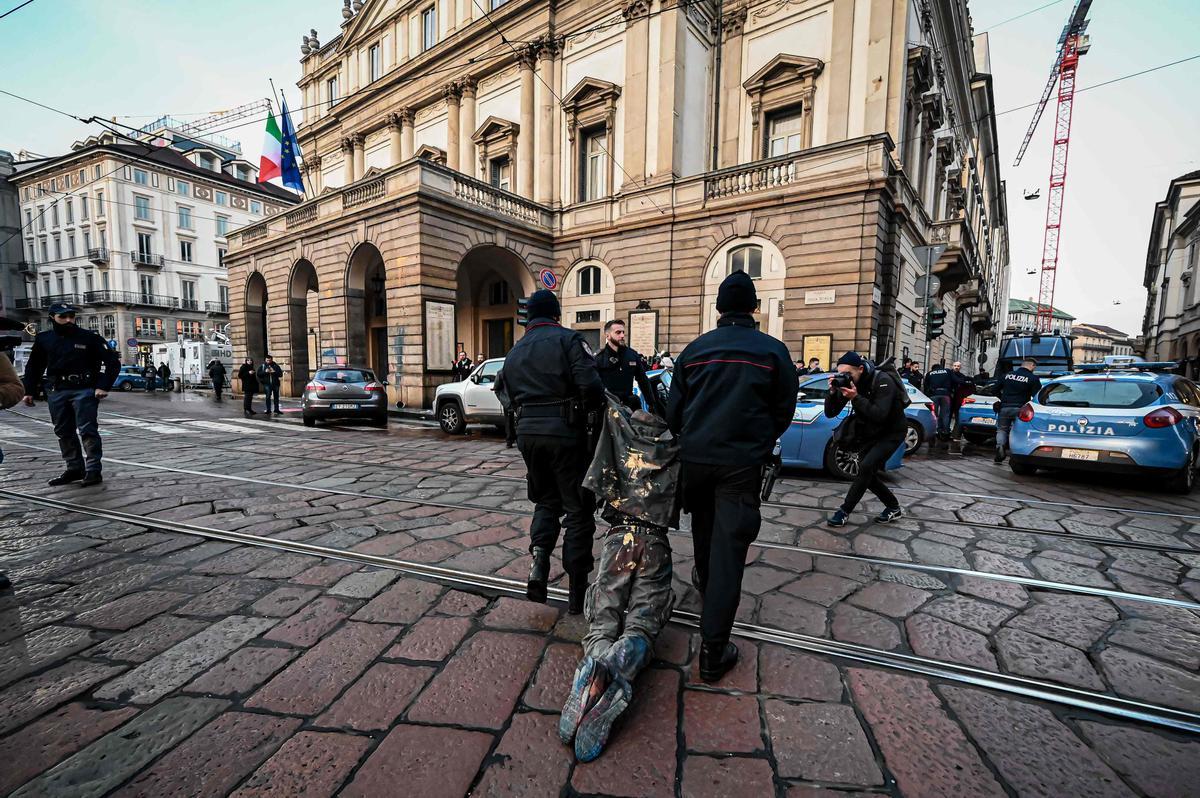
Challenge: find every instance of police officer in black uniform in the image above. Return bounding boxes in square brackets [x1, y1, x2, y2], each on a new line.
[21, 302, 120, 486]
[595, 319, 656, 412]
[666, 271, 798, 682]
[496, 289, 604, 614]
[995, 357, 1041, 463]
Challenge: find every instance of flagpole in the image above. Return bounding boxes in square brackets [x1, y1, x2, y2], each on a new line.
[268, 80, 307, 202]
[279, 87, 309, 202]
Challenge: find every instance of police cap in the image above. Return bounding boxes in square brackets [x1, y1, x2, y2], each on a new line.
[48, 301, 78, 316]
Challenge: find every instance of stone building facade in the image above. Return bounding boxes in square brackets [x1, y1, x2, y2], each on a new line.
[227, 0, 1009, 406]
[1142, 170, 1200, 374]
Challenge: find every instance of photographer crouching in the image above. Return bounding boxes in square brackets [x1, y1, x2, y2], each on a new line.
[824, 352, 907, 527]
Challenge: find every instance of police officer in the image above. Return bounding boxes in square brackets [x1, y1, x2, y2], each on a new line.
[497, 289, 604, 614]
[595, 319, 655, 412]
[666, 271, 798, 682]
[922, 359, 961, 441]
[995, 357, 1041, 463]
[21, 302, 120, 486]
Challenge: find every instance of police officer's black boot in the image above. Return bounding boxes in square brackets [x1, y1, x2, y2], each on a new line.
[699, 640, 739, 683]
[567, 573, 588, 615]
[80, 472, 103, 487]
[48, 469, 84, 486]
[526, 546, 551, 604]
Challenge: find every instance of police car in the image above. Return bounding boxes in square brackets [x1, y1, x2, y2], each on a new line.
[1007, 362, 1200, 492]
[957, 393, 1001, 443]
[785, 374, 905, 479]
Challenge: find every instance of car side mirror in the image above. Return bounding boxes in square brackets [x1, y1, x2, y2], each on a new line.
[469, 373, 480, 384]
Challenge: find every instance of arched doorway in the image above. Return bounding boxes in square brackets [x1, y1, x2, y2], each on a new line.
[244, 271, 268, 362]
[346, 243, 390, 380]
[288, 260, 319, 395]
[456, 245, 537, 361]
[702, 236, 786, 338]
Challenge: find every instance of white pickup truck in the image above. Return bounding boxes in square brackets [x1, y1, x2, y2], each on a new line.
[434, 358, 506, 434]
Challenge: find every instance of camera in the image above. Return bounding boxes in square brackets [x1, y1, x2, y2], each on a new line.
[831, 371, 854, 391]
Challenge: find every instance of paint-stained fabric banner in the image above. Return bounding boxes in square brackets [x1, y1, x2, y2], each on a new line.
[583, 394, 681, 529]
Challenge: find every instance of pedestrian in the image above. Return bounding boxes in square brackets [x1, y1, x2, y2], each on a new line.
[208, 358, 227, 401]
[157, 361, 172, 392]
[258, 355, 284, 414]
[995, 357, 1041, 463]
[974, 367, 991, 384]
[560, 396, 681, 762]
[0, 318, 28, 589]
[452, 344, 473, 381]
[795, 358, 808, 375]
[238, 358, 260, 417]
[20, 302, 120, 487]
[142, 362, 157, 393]
[948, 360, 975, 435]
[494, 288, 604, 614]
[595, 319, 656, 412]
[900, 359, 924, 385]
[666, 270, 798, 682]
[824, 351, 908, 527]
[476, 352, 486, 368]
[805, 357, 823, 375]
[922, 360, 956, 440]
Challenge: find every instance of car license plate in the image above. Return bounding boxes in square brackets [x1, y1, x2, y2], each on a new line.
[1060, 448, 1099, 462]
[331, 403, 358, 410]
[973, 417, 996, 426]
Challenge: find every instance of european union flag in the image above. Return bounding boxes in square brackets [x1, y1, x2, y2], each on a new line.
[279, 97, 305, 193]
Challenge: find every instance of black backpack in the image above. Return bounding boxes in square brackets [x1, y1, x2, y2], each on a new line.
[874, 357, 912, 408]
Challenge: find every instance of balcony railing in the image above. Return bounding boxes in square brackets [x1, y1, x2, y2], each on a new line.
[205, 301, 230, 315]
[179, 299, 200, 311]
[344, 177, 386, 209]
[135, 329, 165, 339]
[286, 204, 318, 228]
[451, 172, 547, 227]
[88, 247, 109, 265]
[704, 154, 803, 200]
[80, 290, 179, 309]
[17, 260, 36, 275]
[15, 298, 37, 310]
[130, 251, 165, 268]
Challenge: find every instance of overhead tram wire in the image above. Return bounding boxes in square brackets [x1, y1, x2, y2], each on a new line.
[0, 0, 35, 22]
[5, 488, 1199, 735]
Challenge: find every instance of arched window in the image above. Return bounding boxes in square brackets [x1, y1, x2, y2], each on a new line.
[102, 314, 116, 338]
[727, 245, 763, 279]
[578, 265, 601, 296]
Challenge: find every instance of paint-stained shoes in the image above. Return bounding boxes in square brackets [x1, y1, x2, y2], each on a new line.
[559, 656, 610, 745]
[574, 674, 633, 763]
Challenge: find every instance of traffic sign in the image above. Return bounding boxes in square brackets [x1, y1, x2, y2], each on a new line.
[126, 337, 138, 347]
[108, 339, 118, 350]
[539, 269, 557, 290]
[913, 274, 941, 299]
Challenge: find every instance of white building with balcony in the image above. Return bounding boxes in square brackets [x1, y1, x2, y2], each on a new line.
[12, 124, 296, 364]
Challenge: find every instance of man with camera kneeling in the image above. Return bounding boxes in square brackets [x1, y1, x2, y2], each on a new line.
[825, 352, 907, 527]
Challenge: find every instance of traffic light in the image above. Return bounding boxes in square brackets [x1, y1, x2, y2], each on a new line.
[926, 305, 946, 341]
[517, 297, 529, 327]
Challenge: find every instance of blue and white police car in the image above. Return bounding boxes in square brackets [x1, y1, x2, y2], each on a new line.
[1007, 362, 1200, 492]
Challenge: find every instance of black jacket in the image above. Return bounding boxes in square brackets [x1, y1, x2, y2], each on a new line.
[238, 364, 260, 392]
[998, 366, 1041, 408]
[22, 324, 120, 394]
[824, 365, 908, 444]
[208, 361, 227, 382]
[666, 313, 798, 466]
[922, 366, 970, 398]
[257, 362, 283, 388]
[596, 343, 655, 410]
[497, 317, 604, 438]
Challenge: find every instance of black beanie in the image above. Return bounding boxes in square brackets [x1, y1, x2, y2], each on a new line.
[526, 288, 560, 319]
[716, 270, 757, 314]
[837, 351, 865, 368]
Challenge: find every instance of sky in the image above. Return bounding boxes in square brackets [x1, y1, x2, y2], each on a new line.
[2, 0, 1198, 336]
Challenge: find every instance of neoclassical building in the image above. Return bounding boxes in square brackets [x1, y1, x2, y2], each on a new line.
[227, 0, 1009, 407]
[1142, 169, 1200, 374]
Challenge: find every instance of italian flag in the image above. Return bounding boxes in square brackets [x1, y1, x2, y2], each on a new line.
[258, 109, 282, 183]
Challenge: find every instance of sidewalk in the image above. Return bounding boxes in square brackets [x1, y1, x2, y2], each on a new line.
[1, 496, 1197, 797]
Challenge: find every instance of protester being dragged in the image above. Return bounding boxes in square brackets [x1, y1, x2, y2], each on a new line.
[825, 352, 908, 527]
[560, 393, 680, 763]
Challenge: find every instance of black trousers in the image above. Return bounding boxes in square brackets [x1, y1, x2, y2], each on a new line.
[683, 461, 761, 645]
[243, 390, 256, 414]
[213, 379, 224, 400]
[518, 434, 596, 578]
[840, 437, 903, 513]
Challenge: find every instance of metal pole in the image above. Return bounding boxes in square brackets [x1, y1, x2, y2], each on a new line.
[923, 246, 933, 369]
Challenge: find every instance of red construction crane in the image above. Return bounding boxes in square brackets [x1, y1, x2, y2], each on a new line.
[1013, 0, 1093, 332]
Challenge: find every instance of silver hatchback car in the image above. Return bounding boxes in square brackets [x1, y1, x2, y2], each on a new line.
[302, 367, 388, 427]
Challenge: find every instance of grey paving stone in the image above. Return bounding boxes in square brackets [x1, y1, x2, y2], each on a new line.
[9, 697, 227, 798]
[94, 615, 276, 704]
[328, 568, 400, 599]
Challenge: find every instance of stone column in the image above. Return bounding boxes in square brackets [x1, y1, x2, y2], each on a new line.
[459, 77, 477, 178]
[655, 1, 685, 179]
[306, 155, 323, 193]
[621, 2, 650, 185]
[717, 6, 748, 168]
[445, 83, 462, 171]
[342, 137, 355, 184]
[536, 38, 557, 204]
[518, 45, 537, 197]
[388, 113, 404, 165]
[352, 134, 366, 180]
[446, 0, 457, 33]
[400, 108, 415, 160]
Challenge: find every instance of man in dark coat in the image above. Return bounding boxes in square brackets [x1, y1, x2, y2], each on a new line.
[157, 362, 171, 392]
[452, 345, 473, 381]
[238, 358, 259, 417]
[21, 302, 120, 486]
[595, 319, 655, 412]
[495, 289, 604, 614]
[257, 355, 284, 414]
[208, 359, 227, 401]
[142, 363, 157, 392]
[666, 271, 798, 683]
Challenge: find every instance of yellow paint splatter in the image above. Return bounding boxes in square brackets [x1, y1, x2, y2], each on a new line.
[622, 532, 635, 546]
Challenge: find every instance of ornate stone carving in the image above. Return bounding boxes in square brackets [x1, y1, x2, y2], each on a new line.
[622, 0, 650, 24]
[350, 133, 365, 147]
[457, 75, 478, 97]
[517, 41, 540, 70]
[340, 137, 355, 154]
[443, 82, 463, 102]
[717, 6, 748, 40]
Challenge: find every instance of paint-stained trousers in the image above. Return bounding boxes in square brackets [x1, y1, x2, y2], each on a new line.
[582, 526, 675, 682]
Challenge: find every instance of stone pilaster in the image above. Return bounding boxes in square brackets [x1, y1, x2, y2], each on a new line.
[518, 44, 538, 197]
[444, 83, 462, 172]
[458, 77, 477, 178]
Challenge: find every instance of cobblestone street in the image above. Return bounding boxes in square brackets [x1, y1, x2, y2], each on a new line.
[2, 393, 1199, 797]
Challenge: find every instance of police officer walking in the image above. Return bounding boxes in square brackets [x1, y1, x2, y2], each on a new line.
[21, 302, 120, 486]
[995, 357, 1041, 463]
[497, 289, 604, 614]
[922, 360, 969, 442]
[666, 271, 798, 682]
[595, 319, 655, 412]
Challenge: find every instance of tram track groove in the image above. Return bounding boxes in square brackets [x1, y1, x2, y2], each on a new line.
[5, 409, 1196, 557]
[3, 438, 1198, 613]
[4, 487, 1199, 737]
